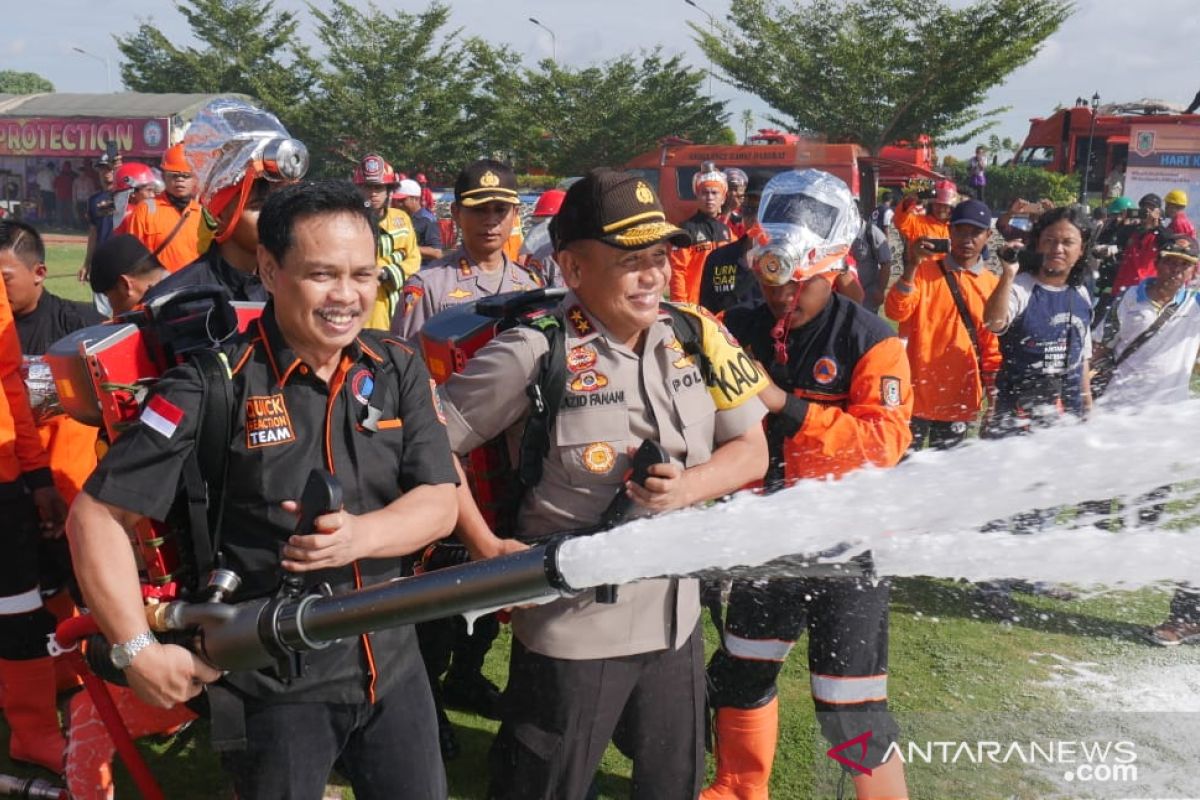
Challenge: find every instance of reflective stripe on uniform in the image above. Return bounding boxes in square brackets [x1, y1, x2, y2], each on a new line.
[0, 587, 43, 615]
[810, 672, 888, 705]
[723, 632, 795, 662]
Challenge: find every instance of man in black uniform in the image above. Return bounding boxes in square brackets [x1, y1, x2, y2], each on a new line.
[2, 220, 104, 343]
[66, 180, 458, 799]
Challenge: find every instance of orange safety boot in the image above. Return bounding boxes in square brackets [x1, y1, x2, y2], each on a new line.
[700, 697, 779, 800]
[852, 752, 908, 800]
[0, 656, 66, 772]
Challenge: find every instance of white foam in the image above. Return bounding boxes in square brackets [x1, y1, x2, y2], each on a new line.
[556, 401, 1200, 589]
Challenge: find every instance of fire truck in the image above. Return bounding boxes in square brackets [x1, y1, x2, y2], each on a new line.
[622, 129, 943, 223]
[1013, 99, 1200, 195]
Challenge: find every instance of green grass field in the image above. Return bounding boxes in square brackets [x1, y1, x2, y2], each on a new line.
[6, 244, 1192, 798]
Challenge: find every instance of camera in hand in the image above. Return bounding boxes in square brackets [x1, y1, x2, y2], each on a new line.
[1126, 208, 1143, 220]
[927, 238, 950, 254]
[997, 245, 1020, 264]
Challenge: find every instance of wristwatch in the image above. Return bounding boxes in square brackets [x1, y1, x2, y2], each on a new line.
[109, 631, 157, 670]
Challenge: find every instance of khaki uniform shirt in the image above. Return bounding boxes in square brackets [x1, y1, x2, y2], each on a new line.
[439, 292, 766, 660]
[390, 248, 545, 340]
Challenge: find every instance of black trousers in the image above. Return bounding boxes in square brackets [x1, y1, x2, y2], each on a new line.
[0, 494, 56, 661]
[488, 627, 705, 800]
[707, 576, 899, 770]
[908, 417, 968, 452]
[220, 655, 447, 800]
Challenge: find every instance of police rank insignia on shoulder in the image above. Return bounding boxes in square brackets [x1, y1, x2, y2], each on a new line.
[567, 306, 591, 336]
[581, 442, 616, 474]
[245, 394, 295, 448]
[881, 376, 902, 408]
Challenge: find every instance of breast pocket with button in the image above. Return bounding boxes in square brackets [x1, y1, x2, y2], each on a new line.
[554, 407, 631, 487]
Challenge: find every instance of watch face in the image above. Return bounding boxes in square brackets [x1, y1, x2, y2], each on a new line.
[110, 644, 131, 669]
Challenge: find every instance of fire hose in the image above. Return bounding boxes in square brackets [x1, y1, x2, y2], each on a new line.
[0, 774, 67, 800]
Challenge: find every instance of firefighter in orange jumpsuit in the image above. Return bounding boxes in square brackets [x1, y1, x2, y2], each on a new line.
[115, 144, 202, 273]
[671, 162, 734, 304]
[0, 238, 68, 773]
[704, 171, 911, 800]
[892, 179, 957, 269]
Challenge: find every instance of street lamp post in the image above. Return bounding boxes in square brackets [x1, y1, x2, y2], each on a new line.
[72, 47, 113, 93]
[1080, 92, 1100, 204]
[528, 18, 557, 65]
[684, 0, 715, 96]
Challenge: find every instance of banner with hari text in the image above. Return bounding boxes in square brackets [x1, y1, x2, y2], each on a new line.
[1125, 123, 1200, 223]
[0, 116, 171, 159]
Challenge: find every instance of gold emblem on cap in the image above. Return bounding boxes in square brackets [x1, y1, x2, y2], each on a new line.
[479, 171, 500, 188]
[635, 181, 654, 204]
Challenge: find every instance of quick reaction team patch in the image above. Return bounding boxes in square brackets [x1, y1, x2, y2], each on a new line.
[581, 442, 616, 474]
[245, 394, 295, 448]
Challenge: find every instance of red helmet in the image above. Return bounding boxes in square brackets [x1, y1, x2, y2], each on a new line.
[352, 153, 396, 186]
[113, 162, 158, 192]
[932, 180, 959, 206]
[532, 189, 566, 218]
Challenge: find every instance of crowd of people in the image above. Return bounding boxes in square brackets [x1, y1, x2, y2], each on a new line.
[1, 92, 1199, 800]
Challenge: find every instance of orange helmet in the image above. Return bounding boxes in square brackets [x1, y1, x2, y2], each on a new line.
[160, 143, 190, 174]
[352, 153, 396, 186]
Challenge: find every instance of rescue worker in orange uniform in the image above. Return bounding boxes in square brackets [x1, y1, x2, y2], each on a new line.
[353, 153, 422, 329]
[115, 143, 202, 273]
[891, 179, 957, 270]
[705, 170, 912, 800]
[885, 199, 1001, 450]
[0, 237, 69, 773]
[670, 162, 734, 304]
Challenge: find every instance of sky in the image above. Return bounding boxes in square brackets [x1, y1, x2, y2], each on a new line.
[6, 0, 1199, 159]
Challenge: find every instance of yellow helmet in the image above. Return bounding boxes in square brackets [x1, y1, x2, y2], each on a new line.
[1165, 189, 1189, 207]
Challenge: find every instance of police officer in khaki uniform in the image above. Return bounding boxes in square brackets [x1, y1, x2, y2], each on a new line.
[438, 168, 770, 800]
[391, 160, 547, 340]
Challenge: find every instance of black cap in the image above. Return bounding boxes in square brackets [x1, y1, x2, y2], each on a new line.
[551, 168, 691, 251]
[89, 234, 163, 294]
[454, 159, 519, 207]
[950, 199, 992, 229]
[1139, 193, 1163, 210]
[1159, 234, 1199, 264]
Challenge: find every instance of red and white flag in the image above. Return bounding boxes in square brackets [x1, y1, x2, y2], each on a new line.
[140, 395, 184, 439]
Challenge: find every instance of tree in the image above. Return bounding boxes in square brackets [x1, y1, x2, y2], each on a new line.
[986, 134, 1020, 162]
[695, 0, 1073, 154]
[741, 109, 755, 142]
[0, 70, 53, 94]
[116, 0, 317, 136]
[512, 51, 729, 176]
[304, 0, 521, 177]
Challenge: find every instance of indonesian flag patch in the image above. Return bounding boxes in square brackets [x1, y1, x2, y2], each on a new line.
[141, 395, 184, 439]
